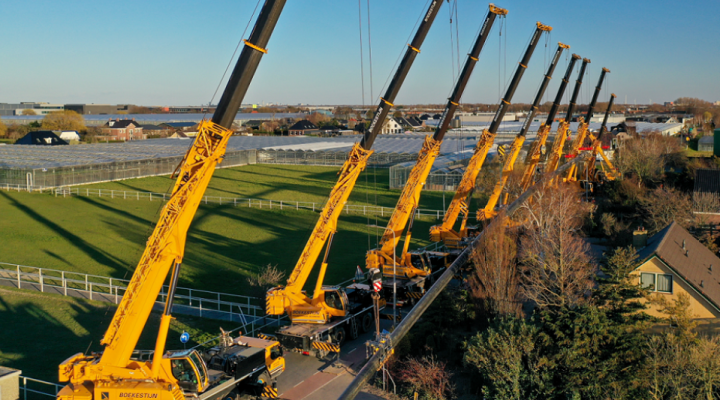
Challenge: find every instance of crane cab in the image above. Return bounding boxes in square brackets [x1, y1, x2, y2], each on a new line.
[163, 350, 209, 393]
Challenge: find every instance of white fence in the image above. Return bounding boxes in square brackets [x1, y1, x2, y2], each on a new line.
[18, 376, 63, 400]
[0, 261, 282, 337]
[47, 187, 474, 220]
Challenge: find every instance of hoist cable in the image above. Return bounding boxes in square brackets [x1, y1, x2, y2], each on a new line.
[357, 0, 366, 106]
[366, 0, 374, 103]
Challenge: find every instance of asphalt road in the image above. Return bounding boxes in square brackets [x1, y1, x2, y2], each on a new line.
[274, 319, 398, 400]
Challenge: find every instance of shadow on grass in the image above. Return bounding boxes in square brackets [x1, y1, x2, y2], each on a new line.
[0, 191, 126, 274]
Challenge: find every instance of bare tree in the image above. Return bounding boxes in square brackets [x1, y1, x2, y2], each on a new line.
[517, 185, 596, 309]
[694, 192, 720, 214]
[395, 354, 454, 399]
[614, 133, 683, 187]
[640, 186, 694, 233]
[469, 214, 522, 318]
[247, 264, 286, 296]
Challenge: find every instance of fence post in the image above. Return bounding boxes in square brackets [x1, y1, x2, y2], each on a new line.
[137, 192, 140, 200]
[163, 193, 166, 201]
[111, 190, 114, 199]
[218, 293, 221, 311]
[150, 193, 152, 201]
[234, 198, 237, 207]
[86, 188, 89, 196]
[124, 191, 126, 200]
[280, 201, 282, 210]
[90, 283, 93, 300]
[63, 271, 67, 296]
[189, 289, 193, 306]
[199, 299, 203, 318]
[23, 376, 27, 400]
[39, 268, 43, 292]
[313, 203, 315, 212]
[115, 285, 119, 304]
[85, 275, 88, 292]
[17, 265, 21, 289]
[296, 201, 299, 210]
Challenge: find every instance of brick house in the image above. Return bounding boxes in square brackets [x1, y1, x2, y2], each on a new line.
[101, 119, 145, 141]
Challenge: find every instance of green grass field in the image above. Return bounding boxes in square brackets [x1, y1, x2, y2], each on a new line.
[1, 164, 462, 295]
[0, 287, 232, 382]
[76, 164, 455, 210]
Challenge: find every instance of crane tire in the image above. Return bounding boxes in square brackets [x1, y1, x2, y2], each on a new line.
[333, 327, 346, 346]
[361, 312, 373, 333]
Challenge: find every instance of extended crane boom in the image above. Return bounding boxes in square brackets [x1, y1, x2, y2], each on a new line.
[427, 22, 552, 247]
[564, 67, 609, 182]
[265, 1, 443, 330]
[585, 93, 618, 181]
[543, 57, 590, 179]
[518, 53, 580, 192]
[479, 42, 568, 221]
[58, 2, 286, 400]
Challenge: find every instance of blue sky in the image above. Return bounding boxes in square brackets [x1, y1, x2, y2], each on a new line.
[2, 0, 718, 107]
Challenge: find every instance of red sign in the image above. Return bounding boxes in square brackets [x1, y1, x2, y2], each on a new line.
[373, 281, 382, 292]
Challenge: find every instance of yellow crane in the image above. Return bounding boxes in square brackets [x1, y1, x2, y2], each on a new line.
[542, 57, 590, 182]
[478, 42, 569, 222]
[427, 22, 554, 249]
[564, 67, 610, 183]
[264, 0, 444, 356]
[57, 2, 286, 399]
[584, 93, 619, 182]
[369, 14, 558, 308]
[517, 53, 581, 193]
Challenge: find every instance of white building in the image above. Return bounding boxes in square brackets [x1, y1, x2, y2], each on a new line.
[382, 117, 404, 134]
[58, 130, 81, 142]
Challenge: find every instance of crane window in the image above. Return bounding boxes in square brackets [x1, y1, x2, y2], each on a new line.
[325, 291, 343, 311]
[189, 352, 207, 385]
[171, 358, 199, 389]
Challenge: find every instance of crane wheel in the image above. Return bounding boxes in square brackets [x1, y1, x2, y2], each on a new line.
[332, 327, 346, 346]
[361, 313, 373, 333]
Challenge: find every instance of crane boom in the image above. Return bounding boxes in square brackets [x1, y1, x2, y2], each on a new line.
[368, 16, 555, 281]
[585, 93, 618, 181]
[265, 0, 444, 323]
[479, 42, 568, 220]
[518, 54, 580, 192]
[543, 57, 590, 178]
[427, 22, 552, 247]
[59, 0, 285, 388]
[564, 67, 609, 182]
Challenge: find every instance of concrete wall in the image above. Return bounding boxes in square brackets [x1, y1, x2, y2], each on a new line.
[0, 367, 21, 400]
[631, 257, 720, 319]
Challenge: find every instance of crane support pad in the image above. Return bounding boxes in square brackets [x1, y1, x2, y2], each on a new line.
[313, 341, 340, 353]
[258, 333, 278, 342]
[262, 385, 278, 398]
[405, 292, 424, 299]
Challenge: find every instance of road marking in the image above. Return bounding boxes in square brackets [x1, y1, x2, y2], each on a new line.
[347, 347, 357, 354]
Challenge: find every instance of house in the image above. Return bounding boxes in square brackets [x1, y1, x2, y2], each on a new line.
[141, 124, 168, 137]
[243, 120, 265, 131]
[631, 223, 720, 319]
[16, 131, 68, 145]
[159, 122, 197, 131]
[381, 117, 404, 134]
[101, 119, 144, 141]
[396, 116, 424, 131]
[699, 136, 714, 152]
[288, 120, 319, 136]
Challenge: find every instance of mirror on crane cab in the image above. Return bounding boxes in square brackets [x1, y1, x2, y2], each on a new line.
[165, 350, 209, 393]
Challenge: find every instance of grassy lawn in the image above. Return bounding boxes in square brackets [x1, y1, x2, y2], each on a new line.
[0, 287, 233, 382]
[684, 148, 713, 158]
[74, 164, 458, 211]
[0, 165, 452, 295]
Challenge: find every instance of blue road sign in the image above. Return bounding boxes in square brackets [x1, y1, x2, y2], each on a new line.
[180, 332, 190, 344]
